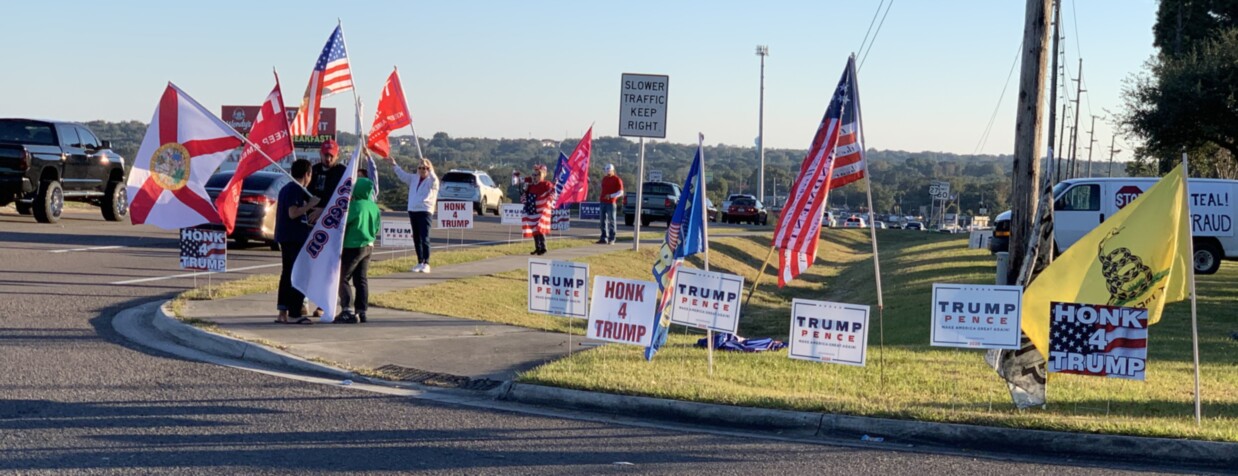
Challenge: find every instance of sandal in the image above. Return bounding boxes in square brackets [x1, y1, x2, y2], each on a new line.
[291, 317, 314, 325]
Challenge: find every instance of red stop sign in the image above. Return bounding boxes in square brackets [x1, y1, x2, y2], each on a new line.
[1115, 185, 1143, 209]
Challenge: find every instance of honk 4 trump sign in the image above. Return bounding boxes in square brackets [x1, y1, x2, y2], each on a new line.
[527, 258, 589, 318]
[788, 299, 870, 366]
[587, 276, 657, 347]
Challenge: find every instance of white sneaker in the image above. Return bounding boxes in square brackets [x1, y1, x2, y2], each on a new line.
[421, 264, 431, 274]
[411, 263, 425, 273]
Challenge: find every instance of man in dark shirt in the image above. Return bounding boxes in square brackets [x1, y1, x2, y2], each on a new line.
[275, 159, 319, 324]
[310, 139, 347, 219]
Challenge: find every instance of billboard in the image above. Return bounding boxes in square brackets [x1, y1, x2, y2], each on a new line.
[221, 105, 336, 149]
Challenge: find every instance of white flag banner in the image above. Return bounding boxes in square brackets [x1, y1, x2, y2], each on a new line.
[293, 106, 363, 322]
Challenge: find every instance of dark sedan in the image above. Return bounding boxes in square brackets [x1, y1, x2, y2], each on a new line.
[724, 198, 768, 225]
[204, 171, 292, 250]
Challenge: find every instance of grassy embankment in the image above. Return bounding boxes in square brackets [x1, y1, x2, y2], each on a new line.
[374, 229, 1238, 442]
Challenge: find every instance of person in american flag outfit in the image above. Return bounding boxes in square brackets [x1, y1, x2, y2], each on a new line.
[522, 164, 554, 255]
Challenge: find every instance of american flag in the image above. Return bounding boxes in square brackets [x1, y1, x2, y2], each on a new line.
[522, 182, 554, 238]
[1048, 302, 1148, 380]
[290, 25, 353, 137]
[772, 56, 863, 287]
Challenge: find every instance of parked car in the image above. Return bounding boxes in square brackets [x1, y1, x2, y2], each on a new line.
[725, 197, 768, 225]
[824, 211, 838, 228]
[439, 169, 503, 215]
[842, 215, 867, 228]
[719, 193, 756, 223]
[0, 119, 127, 223]
[874, 221, 888, 229]
[989, 210, 1012, 253]
[904, 221, 926, 231]
[203, 171, 291, 249]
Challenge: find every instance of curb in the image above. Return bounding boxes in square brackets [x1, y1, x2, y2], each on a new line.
[141, 302, 1236, 469]
[153, 303, 359, 382]
[498, 382, 1237, 469]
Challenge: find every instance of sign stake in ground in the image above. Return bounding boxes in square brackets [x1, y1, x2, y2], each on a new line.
[619, 73, 668, 251]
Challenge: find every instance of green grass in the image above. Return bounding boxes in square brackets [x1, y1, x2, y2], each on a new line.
[380, 228, 1238, 442]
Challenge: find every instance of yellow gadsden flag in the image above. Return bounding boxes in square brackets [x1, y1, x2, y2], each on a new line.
[1023, 164, 1192, 359]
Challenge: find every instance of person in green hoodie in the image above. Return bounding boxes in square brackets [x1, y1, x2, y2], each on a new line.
[336, 177, 381, 324]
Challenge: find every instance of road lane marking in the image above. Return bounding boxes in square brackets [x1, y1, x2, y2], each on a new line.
[49, 245, 127, 253]
[108, 239, 519, 285]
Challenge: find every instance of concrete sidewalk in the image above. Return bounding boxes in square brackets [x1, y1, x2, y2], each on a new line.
[179, 242, 618, 385]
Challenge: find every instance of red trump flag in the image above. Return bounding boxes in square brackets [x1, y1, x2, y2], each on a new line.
[367, 68, 412, 158]
[215, 76, 294, 235]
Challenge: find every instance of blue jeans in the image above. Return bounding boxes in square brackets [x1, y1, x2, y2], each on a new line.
[599, 202, 616, 242]
[408, 211, 432, 264]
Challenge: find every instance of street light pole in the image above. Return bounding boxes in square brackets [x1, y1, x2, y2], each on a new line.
[756, 45, 769, 203]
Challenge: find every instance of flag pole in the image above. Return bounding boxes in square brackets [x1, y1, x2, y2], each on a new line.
[698, 133, 714, 375]
[1182, 151, 1202, 425]
[744, 247, 775, 311]
[392, 67, 426, 161]
[850, 55, 886, 389]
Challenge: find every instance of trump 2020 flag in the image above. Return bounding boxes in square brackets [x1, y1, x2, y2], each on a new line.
[292, 107, 363, 322]
[772, 57, 861, 287]
[554, 126, 592, 205]
[215, 74, 294, 235]
[127, 83, 242, 229]
[645, 134, 708, 361]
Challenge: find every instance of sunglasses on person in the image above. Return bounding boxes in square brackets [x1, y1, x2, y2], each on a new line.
[417, 166, 429, 170]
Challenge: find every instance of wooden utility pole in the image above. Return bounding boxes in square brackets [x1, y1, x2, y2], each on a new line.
[1045, 0, 1062, 181]
[1067, 59, 1084, 179]
[1085, 115, 1097, 177]
[1107, 135, 1120, 177]
[1008, 0, 1052, 285]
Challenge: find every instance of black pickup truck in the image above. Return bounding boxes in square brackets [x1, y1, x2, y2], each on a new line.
[0, 119, 127, 223]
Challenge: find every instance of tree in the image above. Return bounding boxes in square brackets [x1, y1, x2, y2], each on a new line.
[1119, 1, 1238, 170]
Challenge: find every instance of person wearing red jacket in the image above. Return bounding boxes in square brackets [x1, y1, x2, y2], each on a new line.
[598, 164, 624, 244]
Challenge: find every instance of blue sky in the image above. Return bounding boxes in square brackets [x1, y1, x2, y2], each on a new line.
[1, 0, 1157, 161]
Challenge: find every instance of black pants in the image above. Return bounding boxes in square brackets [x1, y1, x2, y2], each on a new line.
[278, 240, 306, 317]
[408, 211, 432, 264]
[339, 245, 372, 316]
[533, 232, 546, 252]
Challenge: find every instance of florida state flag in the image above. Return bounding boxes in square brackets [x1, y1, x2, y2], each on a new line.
[127, 83, 242, 229]
[215, 74, 294, 234]
[366, 68, 412, 157]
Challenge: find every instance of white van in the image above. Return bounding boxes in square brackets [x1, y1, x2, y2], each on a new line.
[1014, 177, 1238, 274]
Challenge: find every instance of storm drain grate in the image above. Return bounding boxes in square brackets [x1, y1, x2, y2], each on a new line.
[374, 364, 503, 391]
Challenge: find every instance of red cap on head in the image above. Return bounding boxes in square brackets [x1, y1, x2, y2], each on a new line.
[320, 139, 339, 155]
[532, 164, 547, 172]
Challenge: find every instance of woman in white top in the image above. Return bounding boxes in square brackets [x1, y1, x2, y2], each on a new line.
[386, 157, 439, 273]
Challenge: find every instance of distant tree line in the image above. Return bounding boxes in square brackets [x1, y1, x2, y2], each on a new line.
[84, 121, 1031, 217]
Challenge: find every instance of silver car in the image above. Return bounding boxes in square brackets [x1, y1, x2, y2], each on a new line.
[438, 169, 504, 215]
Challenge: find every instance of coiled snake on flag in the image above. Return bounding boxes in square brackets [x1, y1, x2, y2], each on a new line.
[1098, 226, 1154, 305]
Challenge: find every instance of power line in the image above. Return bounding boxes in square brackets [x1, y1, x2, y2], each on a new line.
[856, 0, 886, 57]
[973, 43, 1022, 154]
[859, 0, 895, 70]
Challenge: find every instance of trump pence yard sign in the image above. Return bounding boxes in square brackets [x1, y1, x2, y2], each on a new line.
[788, 299, 870, 366]
[527, 258, 589, 318]
[930, 283, 1023, 350]
[587, 275, 657, 347]
[670, 267, 744, 333]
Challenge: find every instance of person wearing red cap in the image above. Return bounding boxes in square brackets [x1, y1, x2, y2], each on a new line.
[310, 139, 347, 210]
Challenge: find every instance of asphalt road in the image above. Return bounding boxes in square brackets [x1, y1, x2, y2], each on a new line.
[0, 206, 1191, 474]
